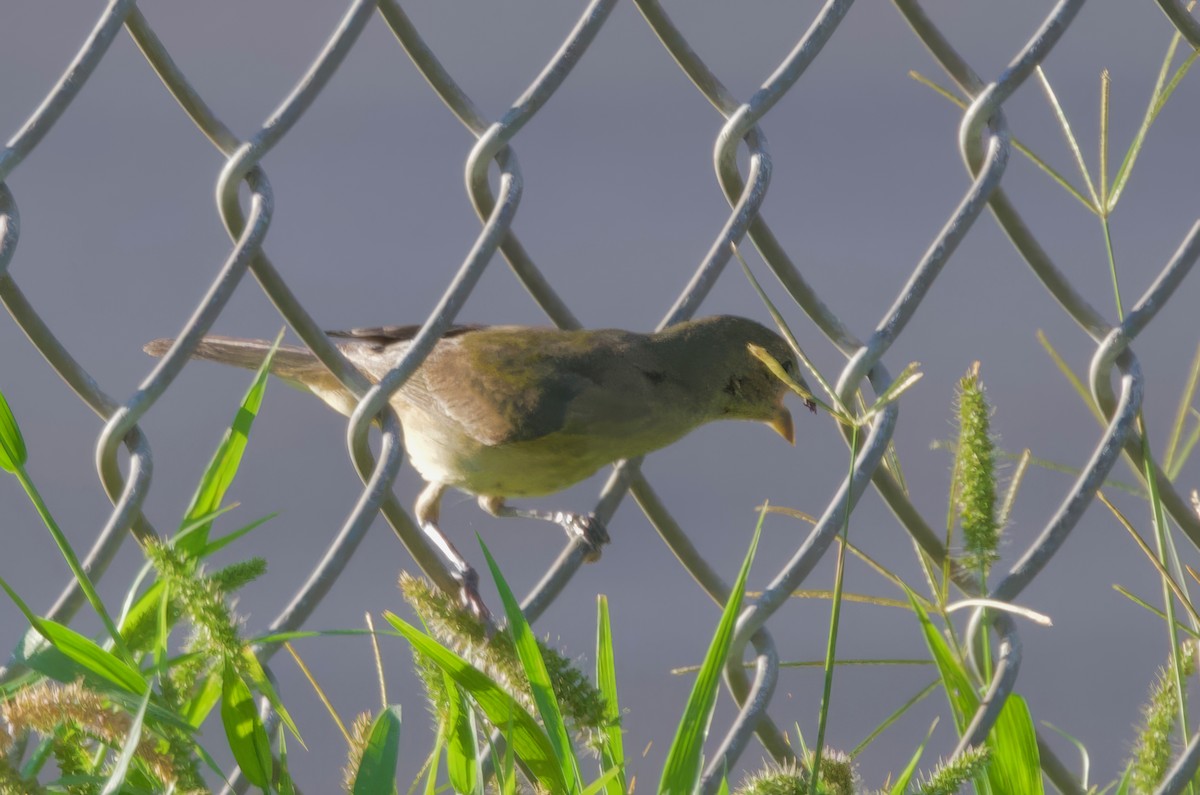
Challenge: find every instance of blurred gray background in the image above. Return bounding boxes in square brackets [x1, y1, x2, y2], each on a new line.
[2, 0, 1198, 790]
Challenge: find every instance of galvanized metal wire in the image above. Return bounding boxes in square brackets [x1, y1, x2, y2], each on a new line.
[2, 1, 1199, 792]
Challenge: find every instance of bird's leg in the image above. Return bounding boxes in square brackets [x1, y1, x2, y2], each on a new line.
[478, 496, 610, 562]
[416, 481, 490, 620]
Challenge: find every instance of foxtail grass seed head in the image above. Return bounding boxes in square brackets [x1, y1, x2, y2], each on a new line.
[341, 711, 375, 794]
[211, 557, 268, 594]
[400, 574, 611, 746]
[1131, 643, 1195, 793]
[2, 680, 183, 787]
[736, 753, 857, 795]
[912, 746, 990, 795]
[955, 363, 1001, 571]
[144, 538, 245, 661]
[734, 761, 809, 795]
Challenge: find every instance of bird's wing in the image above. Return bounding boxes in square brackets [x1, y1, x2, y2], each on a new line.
[409, 327, 653, 447]
[325, 324, 485, 348]
[326, 325, 672, 447]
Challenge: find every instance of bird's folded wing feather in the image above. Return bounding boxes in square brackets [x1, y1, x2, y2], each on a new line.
[325, 324, 484, 348]
[416, 328, 663, 447]
[327, 325, 672, 448]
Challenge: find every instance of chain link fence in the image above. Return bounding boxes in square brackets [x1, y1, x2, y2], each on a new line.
[2, 1, 1200, 792]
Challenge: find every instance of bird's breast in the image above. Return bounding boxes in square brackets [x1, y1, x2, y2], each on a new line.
[399, 402, 701, 498]
[403, 427, 614, 497]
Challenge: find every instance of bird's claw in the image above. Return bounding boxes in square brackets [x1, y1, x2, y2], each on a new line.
[558, 513, 609, 562]
[455, 569, 491, 623]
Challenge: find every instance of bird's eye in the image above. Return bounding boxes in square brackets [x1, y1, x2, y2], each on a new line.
[782, 359, 793, 374]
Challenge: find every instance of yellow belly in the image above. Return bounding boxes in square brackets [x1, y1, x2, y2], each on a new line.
[309, 380, 695, 498]
[403, 424, 620, 497]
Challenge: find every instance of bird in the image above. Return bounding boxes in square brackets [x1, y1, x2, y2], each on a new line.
[145, 315, 806, 617]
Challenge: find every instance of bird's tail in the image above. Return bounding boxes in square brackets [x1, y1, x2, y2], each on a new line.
[143, 336, 328, 385]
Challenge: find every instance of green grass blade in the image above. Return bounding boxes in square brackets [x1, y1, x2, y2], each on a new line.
[220, 661, 273, 789]
[0, 577, 146, 695]
[500, 720, 518, 795]
[1099, 70, 1110, 206]
[906, 588, 1043, 794]
[384, 612, 568, 795]
[250, 628, 377, 644]
[184, 669, 224, 728]
[1041, 721, 1091, 790]
[865, 362, 923, 416]
[119, 579, 171, 653]
[0, 387, 27, 472]
[887, 719, 938, 795]
[1114, 764, 1133, 795]
[596, 595, 625, 795]
[173, 504, 239, 549]
[1108, 31, 1197, 209]
[99, 686, 151, 795]
[1034, 67, 1101, 211]
[239, 645, 303, 744]
[1169, 409, 1200, 481]
[1164, 341, 1200, 475]
[582, 766, 624, 795]
[659, 517, 763, 795]
[905, 587, 976, 731]
[737, 251, 847, 418]
[908, 71, 1097, 212]
[353, 705, 403, 795]
[422, 721, 444, 795]
[199, 512, 279, 558]
[443, 668, 480, 795]
[1037, 331, 1104, 423]
[481, 538, 581, 792]
[5, 461, 131, 660]
[8, 627, 89, 688]
[851, 680, 939, 757]
[20, 736, 54, 780]
[997, 450, 1031, 529]
[986, 694, 1043, 795]
[178, 331, 281, 555]
[278, 731, 297, 795]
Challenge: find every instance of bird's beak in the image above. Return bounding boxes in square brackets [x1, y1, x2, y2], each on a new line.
[767, 406, 795, 445]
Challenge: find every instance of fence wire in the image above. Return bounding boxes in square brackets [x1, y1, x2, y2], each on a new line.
[1, 1, 1199, 793]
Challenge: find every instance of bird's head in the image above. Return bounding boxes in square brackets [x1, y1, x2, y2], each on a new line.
[665, 315, 806, 444]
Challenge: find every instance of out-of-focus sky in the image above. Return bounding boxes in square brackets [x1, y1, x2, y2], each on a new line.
[1, 1, 1198, 791]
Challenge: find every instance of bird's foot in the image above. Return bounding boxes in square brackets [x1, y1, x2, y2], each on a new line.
[481, 498, 610, 562]
[454, 568, 492, 624]
[553, 512, 609, 562]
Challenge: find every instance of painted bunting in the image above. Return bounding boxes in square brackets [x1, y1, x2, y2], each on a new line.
[145, 315, 804, 616]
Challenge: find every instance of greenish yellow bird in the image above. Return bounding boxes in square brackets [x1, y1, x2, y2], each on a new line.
[146, 315, 803, 615]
